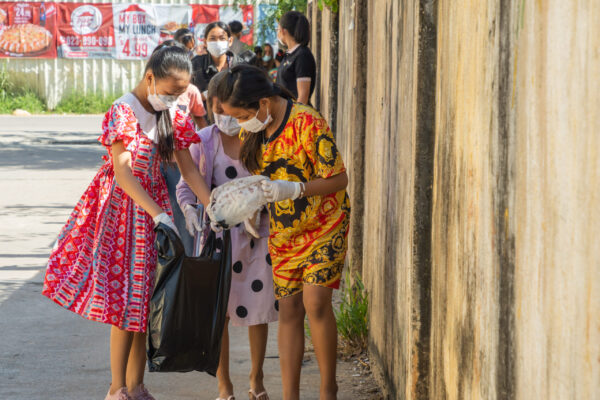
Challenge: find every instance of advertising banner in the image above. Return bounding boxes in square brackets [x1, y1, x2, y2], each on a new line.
[57, 3, 115, 58]
[0, 3, 257, 59]
[0, 2, 57, 58]
[112, 3, 158, 59]
[154, 4, 191, 44]
[190, 4, 219, 49]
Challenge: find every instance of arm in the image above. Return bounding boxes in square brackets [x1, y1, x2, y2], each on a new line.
[112, 142, 163, 218]
[176, 143, 203, 208]
[193, 115, 208, 129]
[174, 147, 211, 207]
[303, 171, 348, 197]
[296, 78, 312, 105]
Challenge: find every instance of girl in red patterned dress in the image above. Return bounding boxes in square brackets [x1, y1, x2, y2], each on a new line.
[42, 46, 211, 400]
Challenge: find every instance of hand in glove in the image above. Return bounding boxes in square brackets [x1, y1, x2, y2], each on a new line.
[153, 212, 180, 237]
[210, 220, 224, 233]
[261, 179, 302, 203]
[243, 209, 261, 239]
[183, 204, 202, 236]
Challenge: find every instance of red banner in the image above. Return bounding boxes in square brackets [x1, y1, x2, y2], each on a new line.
[190, 4, 219, 49]
[0, 2, 57, 58]
[0, 3, 256, 59]
[57, 3, 114, 58]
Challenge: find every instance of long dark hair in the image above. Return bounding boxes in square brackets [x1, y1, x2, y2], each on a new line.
[279, 11, 310, 47]
[144, 45, 192, 162]
[262, 43, 276, 70]
[215, 64, 293, 173]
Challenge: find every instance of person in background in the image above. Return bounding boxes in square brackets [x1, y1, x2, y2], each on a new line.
[216, 64, 350, 400]
[42, 46, 211, 400]
[174, 28, 197, 57]
[276, 11, 316, 105]
[191, 21, 242, 98]
[228, 20, 246, 56]
[254, 45, 263, 60]
[177, 71, 277, 400]
[261, 43, 277, 80]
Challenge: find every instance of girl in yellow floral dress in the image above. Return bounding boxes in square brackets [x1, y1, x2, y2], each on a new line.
[215, 65, 350, 400]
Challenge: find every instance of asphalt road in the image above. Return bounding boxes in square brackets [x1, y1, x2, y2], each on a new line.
[0, 115, 351, 400]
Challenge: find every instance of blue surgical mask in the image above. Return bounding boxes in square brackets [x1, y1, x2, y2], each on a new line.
[262, 55, 272, 62]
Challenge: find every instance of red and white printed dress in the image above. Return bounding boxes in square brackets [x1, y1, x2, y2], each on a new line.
[42, 93, 200, 332]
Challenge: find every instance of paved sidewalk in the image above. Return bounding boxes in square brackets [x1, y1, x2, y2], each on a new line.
[0, 116, 357, 400]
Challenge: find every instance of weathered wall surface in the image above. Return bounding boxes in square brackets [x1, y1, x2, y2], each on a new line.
[430, 1, 506, 398]
[512, 2, 600, 399]
[311, 0, 599, 398]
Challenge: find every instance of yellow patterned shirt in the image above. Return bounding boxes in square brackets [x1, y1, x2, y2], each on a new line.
[246, 100, 351, 298]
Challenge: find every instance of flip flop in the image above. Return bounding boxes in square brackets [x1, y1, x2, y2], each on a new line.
[248, 389, 270, 400]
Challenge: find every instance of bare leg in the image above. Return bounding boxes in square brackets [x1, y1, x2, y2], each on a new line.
[278, 293, 305, 400]
[303, 285, 338, 400]
[126, 331, 147, 392]
[109, 326, 134, 394]
[248, 324, 268, 398]
[217, 319, 234, 398]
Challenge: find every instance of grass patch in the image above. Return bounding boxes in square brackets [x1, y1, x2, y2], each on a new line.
[54, 92, 120, 114]
[0, 66, 120, 114]
[0, 67, 46, 114]
[335, 272, 368, 355]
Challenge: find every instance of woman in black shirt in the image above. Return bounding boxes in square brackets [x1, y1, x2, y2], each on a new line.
[191, 21, 241, 96]
[276, 11, 316, 105]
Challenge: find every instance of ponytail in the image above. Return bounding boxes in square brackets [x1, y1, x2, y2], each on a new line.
[280, 11, 310, 47]
[215, 64, 294, 173]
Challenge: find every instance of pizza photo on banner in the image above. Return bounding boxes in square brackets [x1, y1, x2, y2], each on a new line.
[190, 4, 219, 50]
[0, 2, 57, 58]
[219, 5, 253, 45]
[113, 3, 158, 60]
[154, 4, 190, 44]
[57, 3, 115, 58]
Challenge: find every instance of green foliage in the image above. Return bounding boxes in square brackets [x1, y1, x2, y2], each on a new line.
[0, 67, 46, 114]
[317, 0, 338, 13]
[54, 92, 120, 114]
[335, 272, 368, 353]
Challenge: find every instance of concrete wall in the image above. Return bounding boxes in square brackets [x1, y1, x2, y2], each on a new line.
[310, 0, 600, 398]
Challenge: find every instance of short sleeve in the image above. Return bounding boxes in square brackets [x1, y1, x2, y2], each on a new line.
[294, 50, 316, 79]
[300, 109, 346, 179]
[99, 103, 138, 149]
[173, 109, 201, 150]
[187, 85, 207, 117]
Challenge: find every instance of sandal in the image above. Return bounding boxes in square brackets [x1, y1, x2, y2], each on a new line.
[216, 397, 235, 400]
[248, 389, 270, 400]
[130, 384, 156, 400]
[104, 387, 132, 400]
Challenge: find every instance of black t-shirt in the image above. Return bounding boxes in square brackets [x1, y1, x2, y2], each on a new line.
[191, 51, 242, 93]
[276, 46, 316, 100]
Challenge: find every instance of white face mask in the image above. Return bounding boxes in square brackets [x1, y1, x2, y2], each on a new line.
[147, 79, 178, 112]
[238, 106, 273, 133]
[206, 40, 229, 57]
[214, 113, 241, 136]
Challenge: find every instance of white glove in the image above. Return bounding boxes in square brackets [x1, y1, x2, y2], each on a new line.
[210, 220, 224, 233]
[243, 210, 261, 239]
[183, 204, 202, 236]
[261, 179, 302, 203]
[153, 212, 180, 237]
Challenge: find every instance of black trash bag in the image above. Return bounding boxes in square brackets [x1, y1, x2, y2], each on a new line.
[147, 223, 232, 375]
